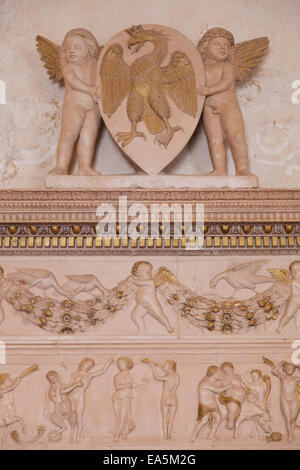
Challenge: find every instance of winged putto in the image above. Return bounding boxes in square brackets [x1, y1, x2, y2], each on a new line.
[36, 29, 102, 176]
[197, 27, 269, 177]
[0, 260, 299, 335]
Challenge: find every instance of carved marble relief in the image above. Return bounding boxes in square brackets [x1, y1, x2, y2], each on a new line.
[36, 29, 102, 176]
[0, 258, 299, 336]
[100, 26, 198, 148]
[1, 1, 299, 453]
[190, 362, 273, 442]
[97, 24, 205, 174]
[0, 249, 298, 451]
[1, 354, 300, 448]
[45, 357, 113, 443]
[142, 358, 180, 440]
[1, 0, 300, 188]
[197, 28, 268, 177]
[0, 364, 41, 445]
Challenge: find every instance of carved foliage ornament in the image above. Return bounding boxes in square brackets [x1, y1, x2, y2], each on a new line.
[0, 260, 298, 335]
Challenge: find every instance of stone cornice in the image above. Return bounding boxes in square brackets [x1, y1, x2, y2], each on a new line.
[0, 189, 299, 255]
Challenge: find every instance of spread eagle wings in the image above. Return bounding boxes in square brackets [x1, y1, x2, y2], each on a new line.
[100, 44, 131, 117]
[161, 51, 197, 117]
[268, 268, 291, 285]
[36, 35, 63, 82]
[232, 37, 269, 81]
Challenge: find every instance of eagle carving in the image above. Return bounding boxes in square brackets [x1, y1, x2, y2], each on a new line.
[100, 25, 198, 148]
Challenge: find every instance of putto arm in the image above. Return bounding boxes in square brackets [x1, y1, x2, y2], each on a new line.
[61, 381, 83, 394]
[149, 363, 167, 382]
[0, 377, 22, 395]
[205, 62, 234, 95]
[132, 379, 148, 388]
[62, 63, 94, 95]
[90, 359, 114, 378]
[208, 383, 229, 394]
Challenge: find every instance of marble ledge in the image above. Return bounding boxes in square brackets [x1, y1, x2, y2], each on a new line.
[1, 335, 297, 355]
[44, 174, 259, 190]
[2, 437, 299, 451]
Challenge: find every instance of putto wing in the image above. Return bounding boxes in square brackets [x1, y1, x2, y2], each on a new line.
[162, 51, 197, 117]
[155, 267, 179, 288]
[100, 44, 130, 117]
[232, 37, 269, 81]
[268, 268, 291, 285]
[36, 35, 62, 82]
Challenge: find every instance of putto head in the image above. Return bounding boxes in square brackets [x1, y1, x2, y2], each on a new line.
[164, 360, 177, 372]
[60, 28, 100, 65]
[220, 362, 234, 374]
[79, 357, 95, 371]
[206, 365, 219, 377]
[198, 27, 234, 62]
[250, 369, 262, 380]
[46, 370, 59, 383]
[290, 261, 300, 278]
[131, 261, 153, 278]
[283, 361, 296, 376]
[198, 27, 234, 47]
[117, 356, 134, 371]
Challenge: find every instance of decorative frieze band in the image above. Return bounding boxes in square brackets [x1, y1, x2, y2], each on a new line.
[0, 189, 299, 255]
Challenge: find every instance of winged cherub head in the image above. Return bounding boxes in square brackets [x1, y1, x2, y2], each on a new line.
[60, 28, 100, 65]
[198, 27, 234, 62]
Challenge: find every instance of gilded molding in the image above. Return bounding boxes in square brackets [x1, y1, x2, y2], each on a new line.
[0, 189, 299, 255]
